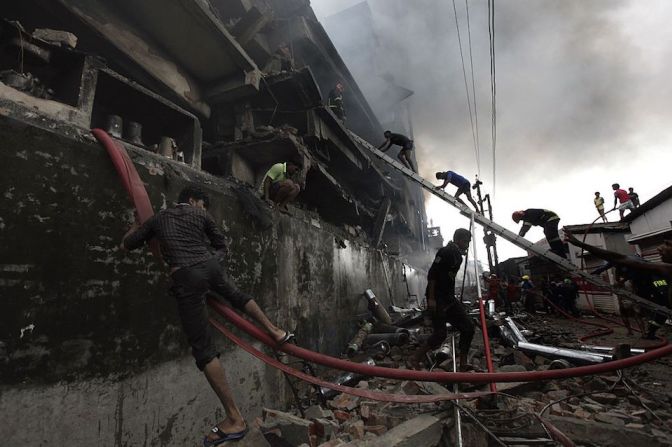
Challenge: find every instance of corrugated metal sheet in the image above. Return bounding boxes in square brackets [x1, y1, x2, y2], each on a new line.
[641, 245, 663, 263]
[579, 292, 620, 314]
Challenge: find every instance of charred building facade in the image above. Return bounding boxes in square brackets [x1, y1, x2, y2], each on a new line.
[0, 1, 430, 445]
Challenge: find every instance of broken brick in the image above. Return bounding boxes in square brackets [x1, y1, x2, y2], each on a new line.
[364, 424, 387, 435]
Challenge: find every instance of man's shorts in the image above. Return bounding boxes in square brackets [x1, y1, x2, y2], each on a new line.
[455, 182, 471, 196]
[618, 200, 635, 211]
[401, 141, 414, 151]
[169, 258, 253, 370]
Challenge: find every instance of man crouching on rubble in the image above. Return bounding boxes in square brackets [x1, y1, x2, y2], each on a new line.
[121, 185, 293, 446]
[412, 228, 475, 371]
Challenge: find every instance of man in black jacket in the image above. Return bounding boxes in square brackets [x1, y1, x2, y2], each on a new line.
[512, 208, 567, 258]
[122, 185, 292, 446]
[412, 228, 475, 370]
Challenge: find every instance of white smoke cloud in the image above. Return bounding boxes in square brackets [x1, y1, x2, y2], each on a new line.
[314, 0, 672, 261]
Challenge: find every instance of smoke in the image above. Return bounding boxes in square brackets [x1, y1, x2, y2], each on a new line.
[316, 0, 672, 258]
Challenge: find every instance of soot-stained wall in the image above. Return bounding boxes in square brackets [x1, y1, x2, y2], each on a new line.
[0, 115, 427, 445]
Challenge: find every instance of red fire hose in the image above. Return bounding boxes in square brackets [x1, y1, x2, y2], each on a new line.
[92, 128, 161, 259]
[208, 317, 492, 403]
[209, 299, 672, 383]
[478, 297, 497, 392]
[95, 128, 672, 387]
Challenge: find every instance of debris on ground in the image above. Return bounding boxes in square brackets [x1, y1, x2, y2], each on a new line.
[256, 303, 672, 446]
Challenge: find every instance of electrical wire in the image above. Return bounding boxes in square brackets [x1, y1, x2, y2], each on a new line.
[464, 0, 481, 176]
[451, 0, 480, 175]
[487, 0, 497, 198]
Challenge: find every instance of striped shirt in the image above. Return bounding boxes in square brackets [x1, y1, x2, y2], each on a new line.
[124, 204, 227, 268]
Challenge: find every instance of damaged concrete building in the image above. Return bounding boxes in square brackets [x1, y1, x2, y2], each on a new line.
[0, 1, 429, 445]
[3, 1, 672, 447]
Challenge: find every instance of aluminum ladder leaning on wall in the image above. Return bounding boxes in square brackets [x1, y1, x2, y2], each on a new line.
[347, 130, 672, 317]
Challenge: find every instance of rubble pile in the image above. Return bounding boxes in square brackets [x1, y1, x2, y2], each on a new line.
[254, 311, 672, 446]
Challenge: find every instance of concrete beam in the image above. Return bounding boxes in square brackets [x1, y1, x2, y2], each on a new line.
[205, 70, 262, 104]
[231, 6, 272, 47]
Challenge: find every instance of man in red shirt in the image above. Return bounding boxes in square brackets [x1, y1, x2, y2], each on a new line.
[612, 183, 634, 219]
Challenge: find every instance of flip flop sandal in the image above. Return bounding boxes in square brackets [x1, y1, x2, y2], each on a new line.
[203, 427, 249, 446]
[277, 331, 295, 345]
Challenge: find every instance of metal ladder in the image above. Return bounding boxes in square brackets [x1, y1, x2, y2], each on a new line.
[348, 130, 672, 316]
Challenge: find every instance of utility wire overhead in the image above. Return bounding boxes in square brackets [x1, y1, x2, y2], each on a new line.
[464, 0, 481, 177]
[488, 0, 497, 199]
[451, 0, 481, 176]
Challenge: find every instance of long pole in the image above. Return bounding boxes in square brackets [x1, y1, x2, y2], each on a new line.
[471, 213, 497, 392]
[452, 334, 464, 446]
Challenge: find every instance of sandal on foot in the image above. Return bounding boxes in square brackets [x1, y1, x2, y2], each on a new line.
[277, 331, 295, 345]
[203, 427, 249, 446]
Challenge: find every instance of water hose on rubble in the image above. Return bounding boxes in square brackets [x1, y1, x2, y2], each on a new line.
[208, 317, 491, 403]
[209, 299, 672, 383]
[96, 130, 672, 385]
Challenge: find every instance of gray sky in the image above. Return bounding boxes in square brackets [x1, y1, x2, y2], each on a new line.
[312, 0, 672, 261]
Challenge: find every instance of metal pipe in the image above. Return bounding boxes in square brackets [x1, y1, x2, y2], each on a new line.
[364, 289, 392, 324]
[493, 314, 521, 347]
[581, 345, 644, 355]
[364, 332, 410, 346]
[319, 358, 376, 399]
[371, 322, 410, 335]
[364, 341, 391, 358]
[505, 317, 528, 343]
[346, 322, 373, 357]
[452, 334, 463, 447]
[517, 342, 605, 364]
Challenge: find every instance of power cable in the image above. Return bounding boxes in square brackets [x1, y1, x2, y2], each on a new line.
[488, 0, 497, 198]
[451, 0, 480, 175]
[464, 0, 481, 175]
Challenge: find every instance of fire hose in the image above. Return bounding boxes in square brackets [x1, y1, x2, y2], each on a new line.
[208, 316, 491, 403]
[209, 298, 672, 384]
[95, 130, 672, 388]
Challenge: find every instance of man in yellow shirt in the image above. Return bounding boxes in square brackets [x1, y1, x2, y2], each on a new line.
[261, 160, 301, 211]
[594, 191, 607, 223]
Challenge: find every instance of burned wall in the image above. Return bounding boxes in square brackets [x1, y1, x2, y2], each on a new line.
[0, 114, 427, 445]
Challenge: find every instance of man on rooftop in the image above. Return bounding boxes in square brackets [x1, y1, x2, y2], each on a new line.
[594, 191, 608, 223]
[612, 183, 634, 219]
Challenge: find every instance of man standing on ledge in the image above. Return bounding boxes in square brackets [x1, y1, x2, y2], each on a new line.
[512, 209, 567, 258]
[122, 185, 293, 446]
[412, 228, 475, 371]
[435, 170, 480, 212]
[377, 130, 417, 172]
